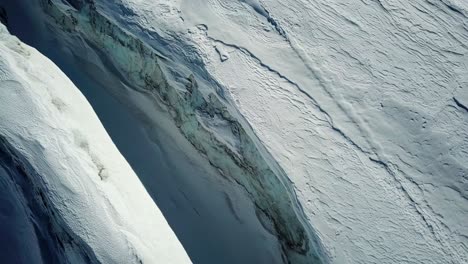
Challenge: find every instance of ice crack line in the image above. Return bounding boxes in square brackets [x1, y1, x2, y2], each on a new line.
[454, 97, 468, 113]
[369, 156, 455, 259]
[240, 0, 287, 39]
[242, 1, 378, 156]
[203, 31, 369, 155]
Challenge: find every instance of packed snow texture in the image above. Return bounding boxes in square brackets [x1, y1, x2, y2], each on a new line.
[92, 0, 467, 263]
[0, 24, 191, 264]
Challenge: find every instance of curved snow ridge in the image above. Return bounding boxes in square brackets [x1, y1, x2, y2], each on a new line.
[39, 0, 328, 262]
[0, 24, 191, 264]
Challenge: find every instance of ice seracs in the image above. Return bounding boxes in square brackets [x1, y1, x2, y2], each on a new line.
[0, 23, 191, 264]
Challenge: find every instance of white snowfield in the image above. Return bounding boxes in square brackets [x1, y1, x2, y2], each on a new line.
[102, 0, 468, 263]
[0, 24, 191, 264]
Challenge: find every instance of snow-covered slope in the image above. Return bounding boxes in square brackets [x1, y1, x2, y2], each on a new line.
[0, 24, 191, 264]
[1, 0, 467, 263]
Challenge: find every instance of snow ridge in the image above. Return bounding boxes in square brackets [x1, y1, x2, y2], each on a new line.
[0, 23, 191, 264]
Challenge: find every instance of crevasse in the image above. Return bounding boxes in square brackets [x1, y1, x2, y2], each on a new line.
[1, 0, 327, 263]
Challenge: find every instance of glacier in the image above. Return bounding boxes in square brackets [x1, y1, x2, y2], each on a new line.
[0, 0, 467, 263]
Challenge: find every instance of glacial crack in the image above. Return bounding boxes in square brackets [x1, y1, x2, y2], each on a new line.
[368, 156, 454, 257]
[203, 31, 371, 157]
[454, 97, 468, 113]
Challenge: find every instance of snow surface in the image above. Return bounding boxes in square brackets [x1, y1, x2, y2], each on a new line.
[0, 24, 191, 264]
[88, 0, 468, 263]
